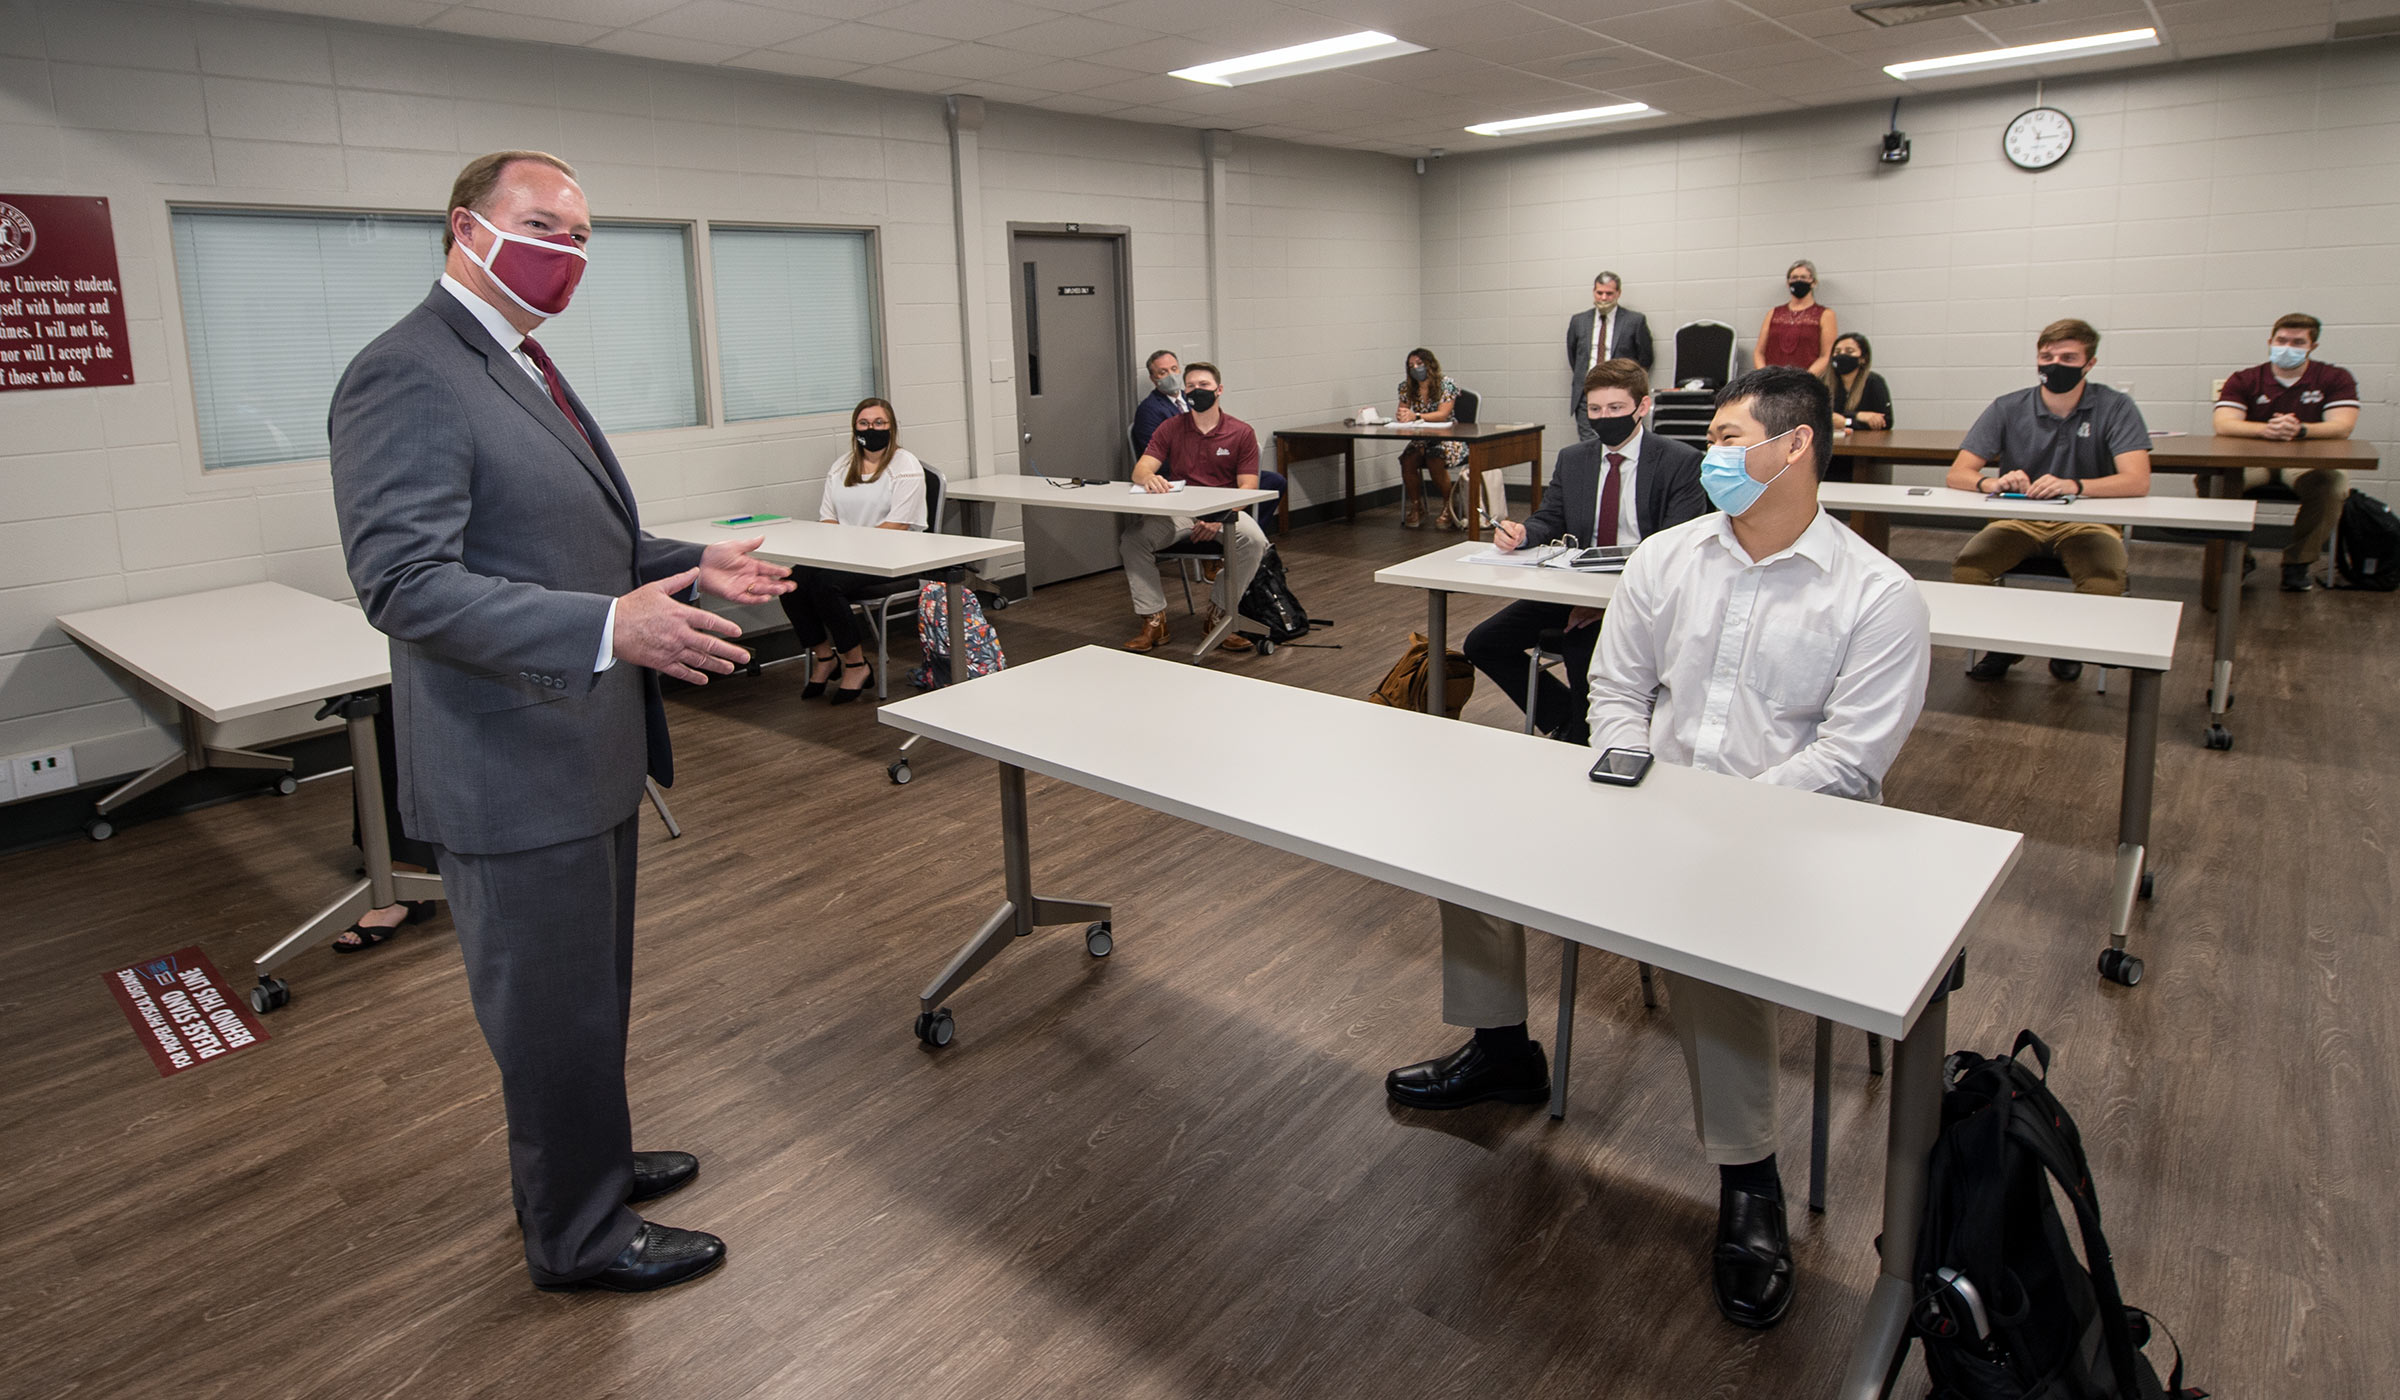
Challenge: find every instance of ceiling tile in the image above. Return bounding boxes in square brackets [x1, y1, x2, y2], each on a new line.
[774, 20, 955, 63]
[588, 29, 751, 63]
[724, 48, 871, 78]
[469, 0, 685, 24]
[863, 0, 1060, 40]
[427, 8, 611, 44]
[883, 41, 1053, 79]
[632, 0, 832, 46]
[982, 13, 1159, 56]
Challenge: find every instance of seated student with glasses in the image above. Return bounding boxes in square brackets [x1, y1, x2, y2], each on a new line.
[1945, 317, 2153, 683]
[1120, 361, 1266, 655]
[1460, 357, 1707, 745]
[781, 396, 927, 704]
[1390, 366, 1931, 1332]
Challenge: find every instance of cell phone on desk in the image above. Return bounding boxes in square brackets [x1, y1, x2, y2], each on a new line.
[1906, 487, 1932, 496]
[1588, 747, 1654, 787]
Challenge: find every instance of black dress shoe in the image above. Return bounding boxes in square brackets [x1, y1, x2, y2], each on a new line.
[2048, 657, 2083, 682]
[1711, 1186, 1794, 1329]
[1966, 651, 2021, 682]
[1385, 1037, 1549, 1110]
[534, 1222, 726, 1294]
[2281, 563, 2314, 592]
[629, 1150, 699, 1203]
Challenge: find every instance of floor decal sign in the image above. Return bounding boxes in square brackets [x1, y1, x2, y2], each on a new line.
[104, 947, 269, 1076]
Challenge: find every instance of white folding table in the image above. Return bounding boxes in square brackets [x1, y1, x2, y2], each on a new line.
[942, 475, 1280, 660]
[1819, 483, 2253, 749]
[877, 646, 2023, 1398]
[649, 517, 1027, 784]
[58, 583, 445, 1012]
[1375, 542, 2180, 987]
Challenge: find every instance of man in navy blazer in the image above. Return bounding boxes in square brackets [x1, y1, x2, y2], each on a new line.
[1132, 347, 1285, 525]
[1460, 358, 1708, 745]
[1566, 272, 1655, 440]
[331, 151, 790, 1294]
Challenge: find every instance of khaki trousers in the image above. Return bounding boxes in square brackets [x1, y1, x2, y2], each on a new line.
[1118, 511, 1266, 617]
[1952, 518, 2128, 595]
[2243, 466, 2349, 565]
[1437, 901, 1779, 1164]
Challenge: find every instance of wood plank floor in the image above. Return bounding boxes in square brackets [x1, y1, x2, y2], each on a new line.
[4, 509, 2394, 1398]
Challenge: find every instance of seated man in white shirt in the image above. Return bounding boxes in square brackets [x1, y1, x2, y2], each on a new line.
[1386, 366, 1931, 1333]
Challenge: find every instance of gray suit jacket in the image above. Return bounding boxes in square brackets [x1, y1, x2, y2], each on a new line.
[1566, 306, 1655, 407]
[331, 285, 703, 856]
[1518, 430, 1708, 550]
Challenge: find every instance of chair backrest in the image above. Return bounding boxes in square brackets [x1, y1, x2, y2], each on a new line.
[1453, 387, 1480, 424]
[1127, 420, 1143, 462]
[1674, 320, 1736, 391]
[919, 461, 947, 531]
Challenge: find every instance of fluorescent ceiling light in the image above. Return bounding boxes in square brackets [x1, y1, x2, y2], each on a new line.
[1883, 27, 2159, 80]
[1171, 30, 1426, 86]
[1465, 103, 1656, 137]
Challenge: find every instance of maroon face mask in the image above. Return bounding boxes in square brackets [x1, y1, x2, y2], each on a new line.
[464, 210, 587, 317]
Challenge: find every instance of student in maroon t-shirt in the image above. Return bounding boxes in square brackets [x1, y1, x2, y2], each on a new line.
[2213, 313, 2363, 591]
[1119, 361, 1266, 654]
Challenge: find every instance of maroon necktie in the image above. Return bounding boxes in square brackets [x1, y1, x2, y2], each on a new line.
[517, 335, 593, 449]
[1595, 451, 1625, 545]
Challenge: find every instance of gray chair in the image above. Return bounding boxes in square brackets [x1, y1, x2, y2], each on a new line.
[848, 463, 947, 699]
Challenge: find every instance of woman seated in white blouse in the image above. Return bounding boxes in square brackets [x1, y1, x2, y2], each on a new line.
[783, 396, 927, 704]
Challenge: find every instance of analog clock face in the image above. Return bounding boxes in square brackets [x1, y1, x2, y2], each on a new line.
[2003, 106, 2075, 170]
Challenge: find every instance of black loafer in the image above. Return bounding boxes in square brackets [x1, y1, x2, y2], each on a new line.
[629, 1150, 699, 1203]
[1966, 651, 2021, 682]
[1711, 1186, 1795, 1329]
[2048, 658, 2083, 682]
[534, 1222, 726, 1294]
[1385, 1037, 1549, 1110]
[2281, 563, 2314, 593]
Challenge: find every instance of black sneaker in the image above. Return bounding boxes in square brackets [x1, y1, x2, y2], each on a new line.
[2281, 564, 2314, 592]
[1966, 652, 2022, 682]
[2049, 658, 2084, 682]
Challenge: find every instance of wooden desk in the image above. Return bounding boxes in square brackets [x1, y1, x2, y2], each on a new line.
[1830, 428, 2380, 480]
[1272, 420, 1545, 541]
[877, 646, 2022, 1398]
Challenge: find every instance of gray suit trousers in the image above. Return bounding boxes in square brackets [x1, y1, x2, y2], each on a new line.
[439, 815, 644, 1282]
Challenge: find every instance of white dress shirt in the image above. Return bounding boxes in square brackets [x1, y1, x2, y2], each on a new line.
[438, 275, 623, 673]
[1596, 426, 1643, 546]
[1587, 508, 1931, 802]
[1589, 307, 1616, 372]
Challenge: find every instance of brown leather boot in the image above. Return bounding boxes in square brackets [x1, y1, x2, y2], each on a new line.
[1125, 611, 1170, 652]
[1203, 606, 1254, 652]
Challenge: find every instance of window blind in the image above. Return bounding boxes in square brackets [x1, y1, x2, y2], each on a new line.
[710, 227, 880, 424]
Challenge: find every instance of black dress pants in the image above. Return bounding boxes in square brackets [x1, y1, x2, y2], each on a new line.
[1462, 598, 1599, 743]
[778, 565, 889, 653]
[437, 814, 644, 1283]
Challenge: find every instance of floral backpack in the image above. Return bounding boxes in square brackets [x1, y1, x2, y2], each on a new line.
[909, 580, 1006, 689]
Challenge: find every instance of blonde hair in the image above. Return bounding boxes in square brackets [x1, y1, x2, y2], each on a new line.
[844, 397, 898, 487]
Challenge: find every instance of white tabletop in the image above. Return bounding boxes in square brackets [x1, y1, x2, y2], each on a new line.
[879, 647, 2023, 1039]
[58, 582, 392, 724]
[1378, 543, 2181, 672]
[649, 517, 1024, 578]
[945, 473, 1278, 519]
[1820, 483, 2256, 533]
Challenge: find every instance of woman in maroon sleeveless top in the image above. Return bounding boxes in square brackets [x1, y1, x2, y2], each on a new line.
[1756, 259, 1836, 376]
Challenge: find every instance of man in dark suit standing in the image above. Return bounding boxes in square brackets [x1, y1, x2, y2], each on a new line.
[1457, 358, 1707, 746]
[1566, 272, 1654, 441]
[331, 151, 791, 1293]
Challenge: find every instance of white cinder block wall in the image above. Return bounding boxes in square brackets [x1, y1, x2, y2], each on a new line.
[0, 0, 1418, 800]
[1420, 41, 2398, 500]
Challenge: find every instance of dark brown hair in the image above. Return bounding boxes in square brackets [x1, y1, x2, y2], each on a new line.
[2037, 318, 2101, 356]
[1582, 357, 1650, 403]
[1824, 332, 1873, 414]
[844, 397, 898, 487]
[2271, 313, 2322, 344]
[1401, 347, 1445, 408]
[444, 150, 578, 252]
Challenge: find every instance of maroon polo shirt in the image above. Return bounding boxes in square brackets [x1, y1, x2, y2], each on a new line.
[1144, 410, 1260, 488]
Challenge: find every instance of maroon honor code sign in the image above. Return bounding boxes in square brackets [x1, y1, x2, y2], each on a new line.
[0, 194, 135, 392]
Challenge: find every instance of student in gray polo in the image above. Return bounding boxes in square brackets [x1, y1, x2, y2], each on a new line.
[1944, 317, 2154, 682]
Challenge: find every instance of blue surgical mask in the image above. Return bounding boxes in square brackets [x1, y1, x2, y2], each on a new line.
[1699, 427, 1798, 517]
[2268, 344, 2309, 371]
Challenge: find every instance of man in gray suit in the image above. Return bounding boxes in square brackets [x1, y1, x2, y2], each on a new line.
[331, 151, 791, 1293]
[1566, 272, 1654, 440]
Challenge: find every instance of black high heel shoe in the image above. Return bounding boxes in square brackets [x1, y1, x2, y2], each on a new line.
[801, 652, 838, 699]
[829, 660, 874, 706]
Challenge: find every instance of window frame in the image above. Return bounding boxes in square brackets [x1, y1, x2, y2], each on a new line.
[699, 220, 888, 430]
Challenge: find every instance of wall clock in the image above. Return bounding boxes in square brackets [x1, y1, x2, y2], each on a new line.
[2003, 106, 2075, 170]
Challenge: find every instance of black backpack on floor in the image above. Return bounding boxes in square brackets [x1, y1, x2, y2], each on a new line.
[1238, 545, 1320, 644]
[2335, 490, 2400, 591]
[1908, 1031, 2205, 1400]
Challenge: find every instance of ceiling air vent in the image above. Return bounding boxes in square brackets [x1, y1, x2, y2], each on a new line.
[1852, 0, 2043, 27]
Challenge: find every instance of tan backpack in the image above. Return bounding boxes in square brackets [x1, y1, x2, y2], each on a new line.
[1367, 631, 1475, 716]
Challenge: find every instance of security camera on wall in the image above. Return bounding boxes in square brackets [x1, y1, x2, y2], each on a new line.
[1877, 97, 1910, 166]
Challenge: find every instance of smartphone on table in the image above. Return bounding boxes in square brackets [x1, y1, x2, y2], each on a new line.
[1588, 747, 1654, 787]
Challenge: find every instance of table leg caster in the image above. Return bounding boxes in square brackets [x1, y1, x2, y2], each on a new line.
[2097, 948, 2143, 987]
[250, 975, 291, 1014]
[85, 817, 114, 841]
[914, 1006, 955, 1047]
[2203, 724, 2232, 751]
[275, 775, 299, 796]
[888, 759, 912, 785]
[1085, 921, 1113, 958]
[982, 592, 1008, 612]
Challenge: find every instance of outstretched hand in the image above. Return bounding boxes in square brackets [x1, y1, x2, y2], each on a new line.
[696, 537, 794, 605]
[615, 568, 749, 684]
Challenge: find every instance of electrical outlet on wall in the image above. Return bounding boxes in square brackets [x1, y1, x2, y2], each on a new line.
[10, 748, 77, 799]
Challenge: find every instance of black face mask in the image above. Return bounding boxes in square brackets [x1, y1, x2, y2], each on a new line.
[1830, 353, 1861, 376]
[855, 427, 892, 452]
[1588, 411, 1638, 447]
[1789, 279, 1813, 299]
[1186, 387, 1218, 412]
[2038, 362, 2086, 394]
